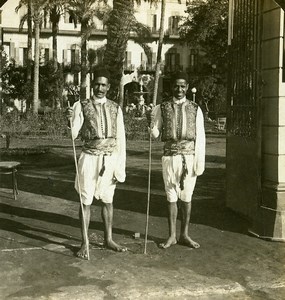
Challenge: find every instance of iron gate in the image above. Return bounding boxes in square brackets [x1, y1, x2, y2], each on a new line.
[227, 0, 261, 138]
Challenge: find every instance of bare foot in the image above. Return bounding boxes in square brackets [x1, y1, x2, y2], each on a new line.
[179, 235, 200, 249]
[105, 239, 127, 252]
[159, 237, 177, 249]
[76, 243, 90, 259]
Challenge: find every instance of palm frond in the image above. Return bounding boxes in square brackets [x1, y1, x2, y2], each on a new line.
[18, 13, 28, 30]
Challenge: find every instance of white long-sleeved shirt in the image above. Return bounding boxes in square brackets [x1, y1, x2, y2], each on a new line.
[70, 97, 126, 182]
[151, 97, 206, 176]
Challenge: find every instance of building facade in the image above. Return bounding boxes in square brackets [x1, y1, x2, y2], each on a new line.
[0, 0, 192, 101]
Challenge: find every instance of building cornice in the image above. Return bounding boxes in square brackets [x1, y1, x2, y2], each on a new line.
[1, 27, 182, 42]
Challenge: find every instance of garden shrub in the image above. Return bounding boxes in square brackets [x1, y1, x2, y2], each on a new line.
[0, 107, 153, 142]
[124, 110, 149, 140]
[40, 110, 68, 138]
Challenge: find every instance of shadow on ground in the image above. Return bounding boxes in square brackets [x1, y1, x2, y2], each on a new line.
[0, 143, 248, 238]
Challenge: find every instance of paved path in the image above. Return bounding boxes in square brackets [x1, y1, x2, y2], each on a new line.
[0, 137, 284, 299]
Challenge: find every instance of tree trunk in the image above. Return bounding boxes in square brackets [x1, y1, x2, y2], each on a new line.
[103, 0, 134, 104]
[27, 0, 33, 111]
[33, 18, 40, 114]
[51, 6, 61, 109]
[51, 6, 59, 71]
[80, 21, 88, 100]
[152, 0, 166, 105]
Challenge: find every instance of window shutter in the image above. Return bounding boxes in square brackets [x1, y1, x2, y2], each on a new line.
[168, 17, 173, 34]
[153, 15, 157, 32]
[10, 42, 15, 59]
[63, 49, 68, 65]
[75, 49, 80, 64]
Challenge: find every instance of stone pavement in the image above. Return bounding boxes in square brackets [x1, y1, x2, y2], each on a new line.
[0, 137, 284, 299]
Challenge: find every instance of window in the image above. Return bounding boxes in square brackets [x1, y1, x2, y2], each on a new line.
[189, 49, 198, 73]
[23, 48, 28, 66]
[64, 12, 74, 24]
[165, 49, 180, 72]
[124, 51, 132, 69]
[71, 49, 76, 66]
[39, 48, 49, 65]
[168, 16, 180, 35]
[44, 48, 49, 64]
[152, 14, 157, 33]
[71, 48, 80, 66]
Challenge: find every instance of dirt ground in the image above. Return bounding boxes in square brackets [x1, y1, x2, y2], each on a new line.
[0, 135, 284, 299]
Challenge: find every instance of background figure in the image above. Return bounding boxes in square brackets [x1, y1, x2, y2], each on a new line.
[150, 71, 206, 249]
[66, 69, 127, 259]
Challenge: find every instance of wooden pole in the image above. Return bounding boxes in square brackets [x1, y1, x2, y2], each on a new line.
[68, 101, 90, 260]
[144, 132, 152, 254]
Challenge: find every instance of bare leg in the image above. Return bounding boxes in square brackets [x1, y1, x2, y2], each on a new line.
[159, 202, 178, 249]
[102, 202, 127, 252]
[179, 201, 200, 248]
[77, 204, 91, 259]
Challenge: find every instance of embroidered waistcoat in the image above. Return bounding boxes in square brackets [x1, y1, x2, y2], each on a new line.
[80, 99, 119, 155]
[160, 99, 198, 156]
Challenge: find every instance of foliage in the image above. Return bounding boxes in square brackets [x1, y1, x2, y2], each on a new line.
[40, 109, 68, 137]
[0, 46, 9, 75]
[103, 0, 153, 104]
[124, 110, 149, 140]
[179, 0, 228, 117]
[188, 75, 227, 118]
[39, 61, 64, 108]
[1, 61, 32, 102]
[180, 0, 228, 74]
[0, 108, 69, 149]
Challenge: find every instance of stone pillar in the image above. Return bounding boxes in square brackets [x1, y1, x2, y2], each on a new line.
[250, 1, 285, 241]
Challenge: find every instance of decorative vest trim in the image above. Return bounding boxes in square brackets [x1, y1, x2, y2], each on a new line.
[80, 99, 119, 155]
[161, 99, 198, 156]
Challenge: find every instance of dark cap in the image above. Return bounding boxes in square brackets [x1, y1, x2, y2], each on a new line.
[171, 71, 189, 82]
[94, 68, 110, 81]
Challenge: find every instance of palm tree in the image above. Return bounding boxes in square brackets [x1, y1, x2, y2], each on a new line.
[46, 0, 66, 108]
[104, 5, 151, 106]
[47, 0, 66, 70]
[16, 0, 33, 110]
[104, 0, 180, 106]
[103, 0, 135, 103]
[68, 0, 103, 100]
[16, 0, 49, 114]
[26, 0, 33, 111]
[152, 0, 165, 105]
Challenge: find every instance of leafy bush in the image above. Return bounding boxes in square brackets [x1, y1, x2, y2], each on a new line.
[40, 110, 68, 138]
[0, 107, 153, 144]
[124, 110, 149, 140]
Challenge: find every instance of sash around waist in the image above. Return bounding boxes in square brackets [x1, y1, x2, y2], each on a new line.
[163, 140, 195, 156]
[82, 138, 117, 155]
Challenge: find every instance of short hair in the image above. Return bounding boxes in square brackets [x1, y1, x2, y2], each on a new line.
[93, 68, 110, 81]
[171, 71, 189, 83]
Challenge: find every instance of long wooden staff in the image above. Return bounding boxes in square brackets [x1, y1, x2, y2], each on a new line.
[144, 131, 152, 254]
[68, 101, 90, 260]
[143, 0, 166, 255]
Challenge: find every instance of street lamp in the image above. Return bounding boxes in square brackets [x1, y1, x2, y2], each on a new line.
[191, 87, 197, 102]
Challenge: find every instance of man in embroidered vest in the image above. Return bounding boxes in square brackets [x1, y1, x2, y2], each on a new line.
[150, 71, 205, 249]
[67, 69, 127, 259]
